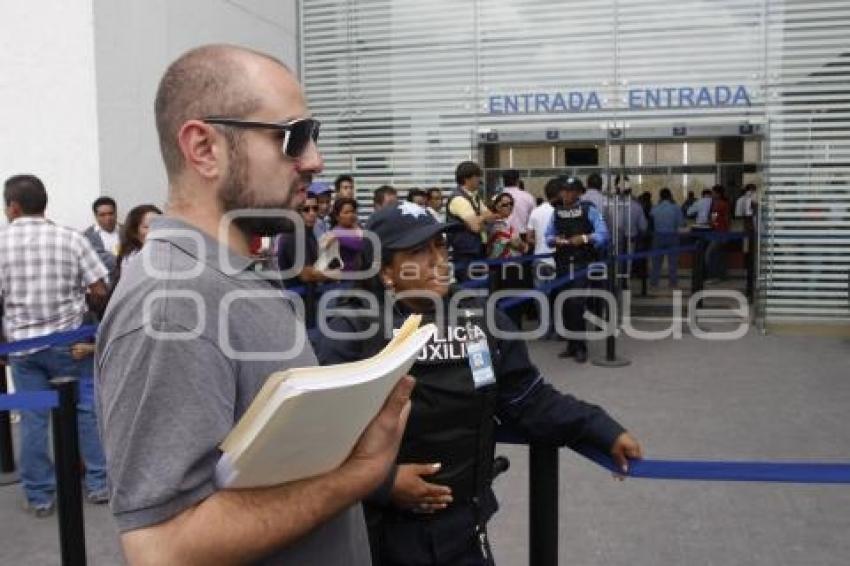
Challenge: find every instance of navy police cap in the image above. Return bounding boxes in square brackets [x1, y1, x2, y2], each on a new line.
[366, 201, 457, 253]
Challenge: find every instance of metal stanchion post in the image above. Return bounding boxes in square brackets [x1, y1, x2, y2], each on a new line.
[0, 366, 19, 485]
[51, 377, 87, 566]
[593, 256, 631, 367]
[745, 233, 755, 302]
[692, 237, 707, 310]
[529, 443, 558, 566]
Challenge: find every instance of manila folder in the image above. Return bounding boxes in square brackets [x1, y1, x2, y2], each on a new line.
[216, 315, 435, 488]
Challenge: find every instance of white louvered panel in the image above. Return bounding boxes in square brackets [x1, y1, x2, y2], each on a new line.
[302, 1, 850, 325]
[761, 0, 850, 324]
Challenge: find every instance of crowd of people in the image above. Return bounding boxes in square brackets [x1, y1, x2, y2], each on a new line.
[0, 43, 761, 566]
[275, 163, 756, 360]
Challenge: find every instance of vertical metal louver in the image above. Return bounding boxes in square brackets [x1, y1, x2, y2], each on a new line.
[762, 1, 850, 325]
[300, 0, 850, 327]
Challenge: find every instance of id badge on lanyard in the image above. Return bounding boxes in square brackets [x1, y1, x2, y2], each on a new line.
[464, 314, 496, 389]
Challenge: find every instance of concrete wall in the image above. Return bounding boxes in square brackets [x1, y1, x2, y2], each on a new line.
[0, 0, 102, 230]
[92, 0, 298, 222]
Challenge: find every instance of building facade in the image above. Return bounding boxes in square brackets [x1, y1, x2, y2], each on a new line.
[301, 0, 850, 329]
[1, 0, 298, 230]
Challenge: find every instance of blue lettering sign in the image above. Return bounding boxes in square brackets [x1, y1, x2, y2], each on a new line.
[489, 96, 502, 113]
[569, 92, 584, 111]
[696, 87, 713, 106]
[551, 92, 567, 112]
[733, 85, 751, 106]
[487, 84, 752, 113]
[645, 89, 660, 107]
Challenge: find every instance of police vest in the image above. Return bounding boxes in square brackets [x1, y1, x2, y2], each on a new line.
[356, 302, 499, 506]
[553, 201, 597, 268]
[445, 188, 485, 257]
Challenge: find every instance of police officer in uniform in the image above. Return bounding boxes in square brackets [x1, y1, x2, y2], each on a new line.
[544, 176, 609, 363]
[317, 201, 640, 566]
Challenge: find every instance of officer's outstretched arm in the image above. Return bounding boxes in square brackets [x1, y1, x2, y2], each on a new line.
[491, 310, 627, 453]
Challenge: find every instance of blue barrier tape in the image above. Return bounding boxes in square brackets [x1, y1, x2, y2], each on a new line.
[615, 245, 699, 264]
[0, 391, 59, 411]
[453, 252, 556, 270]
[0, 325, 98, 357]
[577, 446, 850, 485]
[495, 430, 850, 485]
[497, 267, 591, 311]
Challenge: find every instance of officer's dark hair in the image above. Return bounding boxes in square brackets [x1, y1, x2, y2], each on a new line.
[744, 183, 757, 192]
[4, 174, 48, 214]
[659, 187, 673, 201]
[544, 177, 564, 202]
[502, 169, 520, 187]
[92, 196, 117, 214]
[701, 188, 712, 197]
[334, 174, 354, 191]
[427, 187, 442, 199]
[455, 161, 482, 186]
[586, 173, 603, 190]
[373, 185, 396, 206]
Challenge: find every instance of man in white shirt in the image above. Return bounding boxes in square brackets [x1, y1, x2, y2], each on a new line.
[83, 196, 121, 279]
[526, 179, 560, 337]
[735, 183, 757, 220]
[501, 170, 536, 239]
[426, 187, 445, 223]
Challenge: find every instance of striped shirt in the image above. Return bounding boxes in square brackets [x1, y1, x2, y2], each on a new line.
[0, 217, 107, 350]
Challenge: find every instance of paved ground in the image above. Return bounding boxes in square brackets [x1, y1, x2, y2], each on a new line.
[1, 328, 849, 565]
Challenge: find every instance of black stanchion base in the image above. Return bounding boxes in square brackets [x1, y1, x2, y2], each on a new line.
[591, 357, 632, 367]
[0, 471, 19, 486]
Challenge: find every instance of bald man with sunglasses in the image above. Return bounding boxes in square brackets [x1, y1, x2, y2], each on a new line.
[96, 45, 412, 565]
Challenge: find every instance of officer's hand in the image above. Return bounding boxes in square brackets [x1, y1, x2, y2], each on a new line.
[610, 432, 643, 477]
[391, 463, 453, 513]
[567, 234, 586, 247]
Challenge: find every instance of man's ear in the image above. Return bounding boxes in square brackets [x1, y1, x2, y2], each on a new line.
[6, 201, 22, 220]
[177, 120, 226, 180]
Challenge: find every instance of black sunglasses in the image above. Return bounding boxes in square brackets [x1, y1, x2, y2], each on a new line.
[299, 205, 319, 213]
[202, 117, 321, 158]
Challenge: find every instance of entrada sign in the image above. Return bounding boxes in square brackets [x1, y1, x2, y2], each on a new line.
[488, 85, 752, 114]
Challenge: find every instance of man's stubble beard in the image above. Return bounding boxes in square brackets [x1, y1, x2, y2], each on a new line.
[218, 137, 305, 236]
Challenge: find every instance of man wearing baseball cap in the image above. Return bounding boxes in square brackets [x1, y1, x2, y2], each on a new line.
[544, 176, 610, 363]
[308, 181, 333, 239]
[318, 201, 640, 565]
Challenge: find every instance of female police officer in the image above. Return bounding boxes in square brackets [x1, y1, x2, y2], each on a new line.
[316, 201, 642, 566]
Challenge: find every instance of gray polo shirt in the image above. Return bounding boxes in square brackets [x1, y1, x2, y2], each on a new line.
[95, 217, 370, 565]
